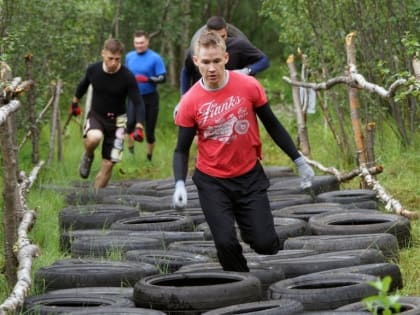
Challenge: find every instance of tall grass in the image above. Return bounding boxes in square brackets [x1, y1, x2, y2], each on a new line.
[0, 62, 419, 301]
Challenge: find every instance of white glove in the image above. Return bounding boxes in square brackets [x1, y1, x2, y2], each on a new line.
[294, 156, 315, 189]
[173, 180, 187, 209]
[234, 67, 251, 75]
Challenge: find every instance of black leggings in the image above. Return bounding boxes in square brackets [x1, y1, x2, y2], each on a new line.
[143, 92, 159, 144]
[192, 161, 280, 272]
[127, 91, 159, 144]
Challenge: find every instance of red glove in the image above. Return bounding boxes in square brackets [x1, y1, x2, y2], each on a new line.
[135, 74, 149, 83]
[70, 102, 81, 116]
[130, 127, 144, 142]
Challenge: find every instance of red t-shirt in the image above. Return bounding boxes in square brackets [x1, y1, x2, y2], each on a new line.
[175, 71, 267, 178]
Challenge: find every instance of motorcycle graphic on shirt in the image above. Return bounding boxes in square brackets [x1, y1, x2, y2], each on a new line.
[202, 104, 250, 143]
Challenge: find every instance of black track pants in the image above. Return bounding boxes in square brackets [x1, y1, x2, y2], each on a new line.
[192, 161, 280, 272]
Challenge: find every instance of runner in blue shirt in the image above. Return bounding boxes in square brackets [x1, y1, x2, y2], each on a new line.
[126, 30, 167, 161]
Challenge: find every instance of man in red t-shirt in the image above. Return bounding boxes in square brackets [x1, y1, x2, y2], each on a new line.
[172, 32, 314, 272]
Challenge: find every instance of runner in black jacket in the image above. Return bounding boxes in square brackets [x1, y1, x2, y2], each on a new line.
[179, 16, 270, 95]
[71, 38, 145, 188]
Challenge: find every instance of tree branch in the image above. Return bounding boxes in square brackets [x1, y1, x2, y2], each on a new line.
[0, 161, 44, 313]
[0, 100, 21, 125]
[301, 153, 418, 219]
[301, 152, 382, 182]
[283, 74, 408, 99]
[360, 166, 419, 219]
[282, 75, 353, 90]
[0, 210, 40, 314]
[149, 0, 171, 39]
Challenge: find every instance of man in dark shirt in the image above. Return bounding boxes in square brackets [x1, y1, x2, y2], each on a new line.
[71, 38, 145, 188]
[179, 16, 270, 95]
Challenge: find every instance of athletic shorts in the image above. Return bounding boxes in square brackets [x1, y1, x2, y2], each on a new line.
[83, 110, 124, 160]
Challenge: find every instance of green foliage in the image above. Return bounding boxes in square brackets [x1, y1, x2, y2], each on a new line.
[362, 276, 401, 315]
[260, 0, 420, 145]
[401, 31, 420, 57]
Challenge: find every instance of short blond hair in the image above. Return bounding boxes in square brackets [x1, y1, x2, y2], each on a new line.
[103, 38, 124, 54]
[194, 31, 226, 56]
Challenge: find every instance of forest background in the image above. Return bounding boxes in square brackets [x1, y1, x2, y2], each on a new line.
[0, 0, 419, 300]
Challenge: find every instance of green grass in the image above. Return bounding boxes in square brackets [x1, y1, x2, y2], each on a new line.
[0, 63, 419, 301]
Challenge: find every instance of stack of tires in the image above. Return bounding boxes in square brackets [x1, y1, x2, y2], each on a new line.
[24, 166, 419, 314]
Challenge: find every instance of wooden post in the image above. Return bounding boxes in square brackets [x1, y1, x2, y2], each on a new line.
[24, 53, 39, 164]
[365, 122, 376, 169]
[56, 80, 63, 162]
[345, 32, 367, 171]
[287, 54, 311, 157]
[47, 80, 62, 165]
[0, 111, 21, 286]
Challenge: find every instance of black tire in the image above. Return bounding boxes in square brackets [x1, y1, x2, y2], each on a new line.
[258, 252, 362, 278]
[101, 194, 162, 211]
[312, 175, 341, 194]
[22, 291, 135, 314]
[59, 229, 131, 253]
[124, 178, 170, 195]
[126, 178, 195, 196]
[176, 261, 285, 296]
[273, 217, 310, 248]
[110, 214, 195, 232]
[269, 193, 315, 209]
[267, 272, 378, 311]
[245, 249, 319, 263]
[102, 194, 201, 212]
[336, 296, 420, 314]
[154, 208, 206, 225]
[46, 286, 133, 300]
[133, 271, 262, 313]
[124, 249, 213, 273]
[246, 262, 286, 295]
[70, 235, 163, 258]
[268, 176, 302, 194]
[64, 186, 128, 205]
[167, 240, 218, 258]
[199, 217, 308, 249]
[307, 249, 386, 264]
[62, 308, 166, 315]
[145, 177, 194, 193]
[35, 259, 158, 291]
[176, 262, 222, 272]
[272, 203, 347, 221]
[125, 230, 205, 247]
[316, 189, 377, 204]
[268, 175, 339, 195]
[308, 210, 411, 248]
[148, 182, 198, 198]
[340, 200, 378, 210]
[313, 262, 403, 291]
[264, 165, 295, 178]
[201, 299, 304, 315]
[59, 204, 139, 231]
[283, 233, 400, 262]
[167, 240, 253, 259]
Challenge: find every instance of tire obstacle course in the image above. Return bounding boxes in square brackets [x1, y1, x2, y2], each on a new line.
[25, 166, 419, 314]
